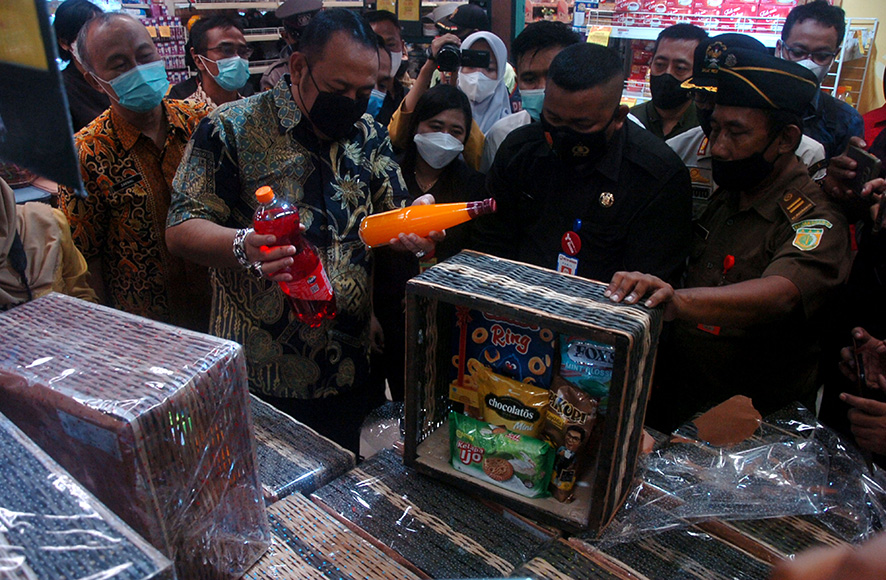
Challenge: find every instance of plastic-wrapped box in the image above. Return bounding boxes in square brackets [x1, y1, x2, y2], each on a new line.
[250, 394, 355, 503]
[244, 489, 422, 580]
[312, 448, 559, 579]
[0, 293, 270, 579]
[0, 410, 174, 580]
[404, 251, 662, 533]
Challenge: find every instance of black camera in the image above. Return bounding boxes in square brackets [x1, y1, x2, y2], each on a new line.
[435, 43, 491, 73]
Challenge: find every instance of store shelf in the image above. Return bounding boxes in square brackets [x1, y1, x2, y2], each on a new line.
[188, 0, 361, 9]
[245, 31, 281, 41]
[609, 23, 781, 46]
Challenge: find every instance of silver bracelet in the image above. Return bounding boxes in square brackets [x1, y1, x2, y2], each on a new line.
[232, 228, 253, 270]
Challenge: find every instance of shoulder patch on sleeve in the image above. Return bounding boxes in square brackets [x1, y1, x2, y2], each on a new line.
[778, 190, 816, 222]
[791, 219, 832, 251]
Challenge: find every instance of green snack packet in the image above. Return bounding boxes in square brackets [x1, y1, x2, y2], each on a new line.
[449, 411, 554, 499]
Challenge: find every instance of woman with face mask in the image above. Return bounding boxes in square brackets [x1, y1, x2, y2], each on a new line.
[370, 84, 486, 406]
[458, 31, 512, 136]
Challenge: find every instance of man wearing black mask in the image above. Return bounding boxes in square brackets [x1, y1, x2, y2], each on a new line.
[607, 49, 851, 431]
[630, 23, 708, 141]
[474, 43, 691, 285]
[667, 33, 827, 219]
[166, 9, 440, 454]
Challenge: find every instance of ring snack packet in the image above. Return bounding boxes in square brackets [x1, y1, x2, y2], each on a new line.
[544, 377, 598, 502]
[450, 411, 554, 499]
[475, 366, 549, 438]
[559, 335, 614, 412]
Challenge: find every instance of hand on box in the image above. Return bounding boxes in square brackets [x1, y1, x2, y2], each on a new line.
[605, 271, 677, 318]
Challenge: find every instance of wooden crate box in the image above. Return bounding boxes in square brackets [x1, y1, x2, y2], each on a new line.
[0, 410, 174, 580]
[404, 251, 662, 533]
[0, 294, 270, 579]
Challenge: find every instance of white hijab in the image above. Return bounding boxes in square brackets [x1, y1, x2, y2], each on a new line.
[458, 31, 512, 135]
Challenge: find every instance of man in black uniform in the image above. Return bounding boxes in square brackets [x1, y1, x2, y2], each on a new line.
[607, 49, 852, 430]
[474, 43, 692, 285]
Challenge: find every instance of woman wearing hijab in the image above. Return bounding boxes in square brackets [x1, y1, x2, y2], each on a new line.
[0, 179, 97, 310]
[457, 31, 512, 135]
[386, 33, 486, 171]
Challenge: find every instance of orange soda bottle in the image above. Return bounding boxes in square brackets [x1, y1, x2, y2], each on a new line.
[253, 186, 336, 327]
[358, 199, 497, 248]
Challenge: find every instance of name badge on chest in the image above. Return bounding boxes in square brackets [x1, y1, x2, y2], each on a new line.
[557, 219, 582, 275]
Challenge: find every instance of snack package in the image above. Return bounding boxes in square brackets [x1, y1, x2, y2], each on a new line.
[475, 367, 549, 438]
[449, 411, 554, 499]
[452, 309, 557, 392]
[559, 335, 614, 412]
[543, 378, 599, 502]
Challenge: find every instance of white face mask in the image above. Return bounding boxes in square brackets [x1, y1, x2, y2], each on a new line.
[458, 70, 498, 103]
[795, 58, 830, 85]
[414, 131, 464, 169]
[390, 50, 403, 78]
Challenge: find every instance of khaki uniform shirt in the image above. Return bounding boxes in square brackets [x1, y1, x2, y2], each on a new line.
[656, 157, 851, 423]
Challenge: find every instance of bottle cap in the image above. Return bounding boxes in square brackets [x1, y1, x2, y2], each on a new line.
[255, 186, 275, 204]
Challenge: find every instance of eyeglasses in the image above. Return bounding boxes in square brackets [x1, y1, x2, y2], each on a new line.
[205, 43, 254, 59]
[780, 42, 837, 66]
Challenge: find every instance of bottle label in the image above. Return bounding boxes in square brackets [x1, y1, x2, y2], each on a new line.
[287, 261, 334, 301]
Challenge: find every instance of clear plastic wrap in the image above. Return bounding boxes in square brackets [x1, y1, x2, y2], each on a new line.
[311, 448, 559, 579]
[0, 410, 174, 579]
[359, 401, 406, 459]
[0, 293, 270, 579]
[586, 403, 886, 546]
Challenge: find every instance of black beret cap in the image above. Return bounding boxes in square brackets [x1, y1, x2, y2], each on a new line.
[715, 47, 819, 115]
[681, 33, 767, 92]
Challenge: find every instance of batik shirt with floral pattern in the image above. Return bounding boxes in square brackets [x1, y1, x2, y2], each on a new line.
[168, 75, 409, 400]
[59, 100, 210, 330]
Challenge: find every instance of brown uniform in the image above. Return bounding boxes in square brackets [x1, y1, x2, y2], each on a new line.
[649, 156, 851, 428]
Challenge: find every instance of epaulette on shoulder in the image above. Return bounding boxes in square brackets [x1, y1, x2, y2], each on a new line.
[778, 189, 816, 222]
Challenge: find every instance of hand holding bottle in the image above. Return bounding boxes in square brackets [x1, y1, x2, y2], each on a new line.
[239, 224, 305, 282]
[384, 194, 446, 258]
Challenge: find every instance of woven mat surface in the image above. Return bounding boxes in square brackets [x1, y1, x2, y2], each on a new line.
[715, 515, 850, 558]
[573, 527, 773, 580]
[0, 413, 173, 580]
[312, 448, 557, 579]
[251, 395, 354, 503]
[510, 539, 626, 580]
[244, 492, 420, 580]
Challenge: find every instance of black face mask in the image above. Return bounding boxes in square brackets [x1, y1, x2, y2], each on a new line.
[697, 106, 713, 137]
[650, 73, 691, 110]
[541, 109, 617, 166]
[302, 66, 368, 141]
[711, 134, 780, 192]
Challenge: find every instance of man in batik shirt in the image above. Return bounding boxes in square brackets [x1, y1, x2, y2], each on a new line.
[166, 9, 437, 453]
[58, 13, 210, 331]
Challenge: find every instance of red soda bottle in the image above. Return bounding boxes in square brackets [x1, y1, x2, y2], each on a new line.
[253, 186, 336, 327]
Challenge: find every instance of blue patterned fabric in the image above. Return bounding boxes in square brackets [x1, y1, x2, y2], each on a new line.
[169, 75, 409, 399]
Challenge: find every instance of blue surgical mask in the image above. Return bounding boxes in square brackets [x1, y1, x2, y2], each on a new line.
[93, 60, 169, 113]
[199, 55, 250, 91]
[520, 88, 545, 121]
[367, 88, 386, 118]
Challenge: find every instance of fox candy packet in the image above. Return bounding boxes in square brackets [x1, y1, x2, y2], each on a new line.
[449, 412, 554, 499]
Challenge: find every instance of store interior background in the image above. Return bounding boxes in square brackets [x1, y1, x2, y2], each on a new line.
[51, 0, 885, 117]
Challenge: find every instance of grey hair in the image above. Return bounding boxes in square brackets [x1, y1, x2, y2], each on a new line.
[74, 11, 139, 73]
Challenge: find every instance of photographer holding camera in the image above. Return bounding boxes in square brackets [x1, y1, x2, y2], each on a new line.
[387, 33, 487, 170]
